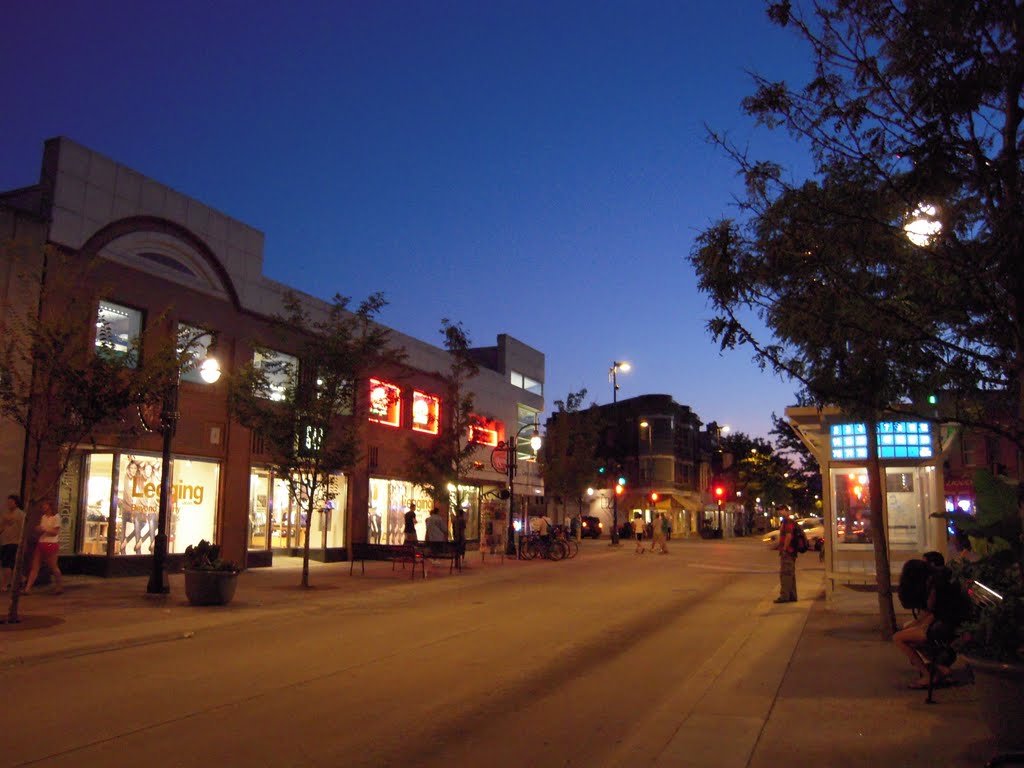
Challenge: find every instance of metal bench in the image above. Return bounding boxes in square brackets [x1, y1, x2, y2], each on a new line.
[349, 543, 425, 579]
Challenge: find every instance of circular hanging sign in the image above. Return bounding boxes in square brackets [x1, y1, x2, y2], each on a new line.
[490, 446, 509, 474]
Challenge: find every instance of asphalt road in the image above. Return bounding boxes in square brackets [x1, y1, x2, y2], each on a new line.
[4, 537, 792, 768]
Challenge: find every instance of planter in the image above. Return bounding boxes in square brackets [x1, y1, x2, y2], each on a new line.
[963, 655, 1024, 750]
[184, 569, 239, 606]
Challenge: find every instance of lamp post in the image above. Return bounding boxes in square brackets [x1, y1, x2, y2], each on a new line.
[146, 354, 221, 594]
[505, 422, 542, 557]
[608, 360, 630, 545]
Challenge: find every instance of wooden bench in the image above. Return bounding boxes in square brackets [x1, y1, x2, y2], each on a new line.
[349, 543, 425, 579]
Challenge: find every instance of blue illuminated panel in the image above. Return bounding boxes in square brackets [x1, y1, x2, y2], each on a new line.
[831, 421, 932, 460]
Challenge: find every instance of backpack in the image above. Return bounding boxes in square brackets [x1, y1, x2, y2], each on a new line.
[792, 524, 809, 554]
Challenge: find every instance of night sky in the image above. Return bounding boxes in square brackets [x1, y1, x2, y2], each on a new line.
[1, 1, 816, 439]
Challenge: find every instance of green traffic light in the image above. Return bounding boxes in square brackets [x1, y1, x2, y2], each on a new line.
[618, 476, 626, 486]
[927, 394, 938, 405]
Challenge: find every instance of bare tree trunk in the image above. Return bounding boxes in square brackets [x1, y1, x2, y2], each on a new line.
[865, 420, 896, 639]
[301, 492, 313, 588]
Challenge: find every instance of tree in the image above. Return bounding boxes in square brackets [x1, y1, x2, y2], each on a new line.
[690, 0, 1024, 637]
[720, 432, 799, 528]
[404, 320, 483, 520]
[770, 412, 822, 514]
[228, 291, 399, 588]
[540, 389, 604, 524]
[0, 239, 180, 621]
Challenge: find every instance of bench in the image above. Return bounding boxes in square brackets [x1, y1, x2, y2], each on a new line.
[349, 543, 425, 579]
[418, 541, 462, 574]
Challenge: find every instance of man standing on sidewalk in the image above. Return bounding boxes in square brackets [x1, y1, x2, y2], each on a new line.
[774, 512, 798, 603]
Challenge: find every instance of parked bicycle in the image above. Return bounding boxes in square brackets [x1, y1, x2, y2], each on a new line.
[519, 533, 569, 561]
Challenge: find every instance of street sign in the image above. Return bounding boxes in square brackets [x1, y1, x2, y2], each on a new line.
[491, 446, 509, 473]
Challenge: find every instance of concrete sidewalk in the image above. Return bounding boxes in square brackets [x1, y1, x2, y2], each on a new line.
[0, 549, 1007, 767]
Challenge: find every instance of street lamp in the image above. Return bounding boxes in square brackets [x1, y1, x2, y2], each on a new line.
[505, 422, 542, 557]
[146, 353, 221, 594]
[608, 361, 631, 545]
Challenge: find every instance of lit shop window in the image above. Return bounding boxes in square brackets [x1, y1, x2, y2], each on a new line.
[369, 378, 401, 427]
[830, 421, 933, 460]
[468, 422, 498, 446]
[253, 349, 297, 401]
[95, 301, 142, 367]
[411, 391, 440, 434]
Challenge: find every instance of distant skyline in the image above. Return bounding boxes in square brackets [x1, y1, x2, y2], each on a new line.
[1, 1, 816, 440]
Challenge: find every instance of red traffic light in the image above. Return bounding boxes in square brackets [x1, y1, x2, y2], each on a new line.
[714, 485, 725, 498]
[615, 484, 624, 496]
[650, 492, 659, 502]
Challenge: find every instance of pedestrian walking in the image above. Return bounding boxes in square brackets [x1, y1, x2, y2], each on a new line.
[23, 499, 63, 595]
[0, 494, 26, 592]
[774, 511, 798, 603]
[631, 512, 646, 553]
[651, 512, 669, 554]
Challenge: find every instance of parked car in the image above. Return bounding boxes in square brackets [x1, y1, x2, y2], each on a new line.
[762, 517, 825, 551]
[580, 516, 603, 539]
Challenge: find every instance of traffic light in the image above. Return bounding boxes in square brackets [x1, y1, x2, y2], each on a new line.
[598, 466, 606, 474]
[714, 485, 725, 499]
[927, 394, 938, 405]
[617, 476, 626, 487]
[650, 492, 659, 503]
[615, 483, 625, 496]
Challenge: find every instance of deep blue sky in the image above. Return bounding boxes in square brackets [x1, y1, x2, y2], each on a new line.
[1, 1, 815, 439]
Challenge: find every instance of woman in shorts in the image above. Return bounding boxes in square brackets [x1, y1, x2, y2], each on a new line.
[23, 499, 63, 595]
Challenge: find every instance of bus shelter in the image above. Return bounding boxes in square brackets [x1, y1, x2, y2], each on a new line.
[786, 406, 949, 597]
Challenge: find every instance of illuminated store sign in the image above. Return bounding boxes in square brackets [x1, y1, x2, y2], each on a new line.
[412, 391, 440, 434]
[369, 378, 401, 427]
[468, 418, 499, 446]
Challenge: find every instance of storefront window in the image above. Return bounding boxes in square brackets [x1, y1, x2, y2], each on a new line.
[113, 453, 218, 555]
[249, 469, 271, 549]
[369, 379, 401, 427]
[412, 391, 440, 434]
[254, 471, 346, 550]
[368, 479, 431, 544]
[83, 454, 114, 554]
[832, 468, 873, 546]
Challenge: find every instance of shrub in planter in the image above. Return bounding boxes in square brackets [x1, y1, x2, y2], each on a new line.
[183, 540, 239, 606]
[942, 470, 1024, 750]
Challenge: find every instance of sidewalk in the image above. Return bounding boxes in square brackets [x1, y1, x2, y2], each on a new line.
[628, 577, 1000, 768]
[0, 550, 1004, 767]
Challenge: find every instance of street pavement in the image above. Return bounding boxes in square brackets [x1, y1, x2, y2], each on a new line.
[0, 539, 1006, 767]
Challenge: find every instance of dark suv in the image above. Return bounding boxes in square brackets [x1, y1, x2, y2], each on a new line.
[580, 516, 603, 539]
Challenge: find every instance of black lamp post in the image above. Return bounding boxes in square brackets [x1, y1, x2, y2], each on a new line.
[146, 355, 220, 595]
[505, 422, 542, 557]
[608, 360, 630, 546]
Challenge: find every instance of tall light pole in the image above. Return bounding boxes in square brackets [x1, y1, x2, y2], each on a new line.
[608, 361, 630, 545]
[146, 355, 221, 594]
[505, 422, 542, 557]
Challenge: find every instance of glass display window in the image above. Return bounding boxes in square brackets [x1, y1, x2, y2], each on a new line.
[82, 454, 114, 555]
[369, 478, 431, 544]
[369, 378, 401, 427]
[412, 391, 440, 434]
[468, 418, 499, 446]
[112, 453, 219, 556]
[308, 473, 347, 549]
[832, 468, 873, 546]
[249, 469, 271, 549]
[95, 301, 142, 367]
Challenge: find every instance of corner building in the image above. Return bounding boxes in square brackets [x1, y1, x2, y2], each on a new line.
[0, 137, 544, 575]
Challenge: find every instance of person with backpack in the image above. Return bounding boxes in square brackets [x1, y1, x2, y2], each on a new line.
[774, 512, 805, 603]
[894, 552, 969, 689]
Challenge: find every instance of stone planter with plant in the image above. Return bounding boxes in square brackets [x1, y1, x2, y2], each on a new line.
[182, 539, 240, 606]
